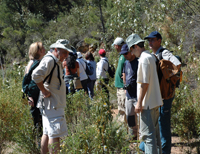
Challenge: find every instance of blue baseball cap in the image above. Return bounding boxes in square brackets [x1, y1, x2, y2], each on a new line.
[144, 31, 162, 40]
[120, 44, 129, 55]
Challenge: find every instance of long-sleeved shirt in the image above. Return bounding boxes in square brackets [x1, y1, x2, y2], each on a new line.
[96, 57, 109, 79]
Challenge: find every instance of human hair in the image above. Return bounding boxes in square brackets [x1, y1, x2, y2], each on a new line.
[99, 53, 106, 57]
[66, 52, 76, 69]
[28, 42, 43, 60]
[85, 52, 94, 61]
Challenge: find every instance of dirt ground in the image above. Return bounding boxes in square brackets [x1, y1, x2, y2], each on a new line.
[112, 109, 199, 154]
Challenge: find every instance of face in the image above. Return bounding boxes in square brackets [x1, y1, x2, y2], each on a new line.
[123, 52, 132, 61]
[130, 45, 139, 58]
[56, 48, 69, 62]
[148, 37, 161, 51]
[114, 45, 121, 52]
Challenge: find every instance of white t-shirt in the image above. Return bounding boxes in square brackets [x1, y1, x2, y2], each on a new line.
[76, 58, 88, 81]
[137, 51, 163, 109]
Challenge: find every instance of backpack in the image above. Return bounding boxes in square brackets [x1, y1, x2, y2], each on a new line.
[103, 59, 115, 78]
[154, 49, 182, 99]
[158, 48, 182, 88]
[79, 60, 94, 75]
[22, 55, 60, 99]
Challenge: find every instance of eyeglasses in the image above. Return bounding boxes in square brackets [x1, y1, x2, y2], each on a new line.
[148, 38, 158, 42]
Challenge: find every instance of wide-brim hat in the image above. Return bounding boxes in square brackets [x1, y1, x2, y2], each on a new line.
[126, 34, 144, 49]
[50, 39, 73, 53]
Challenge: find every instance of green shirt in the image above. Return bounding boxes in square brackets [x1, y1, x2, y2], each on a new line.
[115, 55, 126, 88]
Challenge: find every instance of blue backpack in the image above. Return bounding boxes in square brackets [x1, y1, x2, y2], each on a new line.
[79, 60, 94, 75]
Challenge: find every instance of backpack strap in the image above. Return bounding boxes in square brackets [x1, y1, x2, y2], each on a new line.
[102, 59, 109, 71]
[157, 48, 165, 60]
[43, 55, 61, 89]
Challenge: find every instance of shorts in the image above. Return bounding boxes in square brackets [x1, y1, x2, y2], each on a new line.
[41, 108, 68, 139]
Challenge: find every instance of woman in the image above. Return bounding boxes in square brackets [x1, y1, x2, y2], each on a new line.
[85, 51, 96, 98]
[63, 52, 80, 94]
[25, 42, 46, 139]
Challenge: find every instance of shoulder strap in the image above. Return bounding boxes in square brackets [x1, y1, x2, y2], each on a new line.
[43, 55, 61, 88]
[157, 48, 165, 60]
[102, 59, 109, 71]
[27, 60, 40, 77]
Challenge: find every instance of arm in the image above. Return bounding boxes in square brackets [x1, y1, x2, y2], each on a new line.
[122, 73, 126, 85]
[77, 67, 80, 77]
[35, 81, 51, 98]
[135, 83, 149, 113]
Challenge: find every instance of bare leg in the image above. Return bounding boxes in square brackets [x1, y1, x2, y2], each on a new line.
[49, 137, 60, 154]
[41, 134, 49, 154]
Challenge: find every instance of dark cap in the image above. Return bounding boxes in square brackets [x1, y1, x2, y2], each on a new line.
[120, 44, 129, 55]
[144, 31, 162, 40]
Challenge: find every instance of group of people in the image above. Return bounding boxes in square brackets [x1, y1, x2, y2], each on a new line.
[24, 30, 180, 154]
[114, 31, 181, 154]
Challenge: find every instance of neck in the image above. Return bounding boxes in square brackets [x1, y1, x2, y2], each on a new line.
[152, 46, 161, 54]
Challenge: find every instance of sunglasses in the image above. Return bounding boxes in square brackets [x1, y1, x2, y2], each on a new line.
[123, 52, 129, 55]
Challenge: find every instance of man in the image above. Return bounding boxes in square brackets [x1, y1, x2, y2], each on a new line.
[120, 44, 138, 140]
[144, 31, 181, 154]
[126, 33, 163, 154]
[113, 37, 126, 123]
[76, 51, 89, 94]
[32, 39, 73, 154]
[96, 49, 109, 96]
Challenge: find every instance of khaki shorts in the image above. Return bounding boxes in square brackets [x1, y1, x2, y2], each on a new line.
[117, 88, 126, 113]
[41, 108, 68, 139]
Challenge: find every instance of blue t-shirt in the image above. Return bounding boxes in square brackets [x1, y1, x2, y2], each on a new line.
[123, 58, 138, 99]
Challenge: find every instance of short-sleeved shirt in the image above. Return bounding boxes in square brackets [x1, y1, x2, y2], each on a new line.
[115, 55, 126, 88]
[63, 61, 79, 75]
[123, 58, 138, 99]
[137, 51, 163, 109]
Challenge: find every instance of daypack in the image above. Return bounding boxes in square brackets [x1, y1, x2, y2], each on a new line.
[22, 55, 60, 99]
[154, 49, 182, 99]
[158, 48, 182, 88]
[79, 59, 94, 75]
[103, 59, 115, 78]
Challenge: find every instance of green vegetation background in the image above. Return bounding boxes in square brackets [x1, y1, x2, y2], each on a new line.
[0, 0, 200, 153]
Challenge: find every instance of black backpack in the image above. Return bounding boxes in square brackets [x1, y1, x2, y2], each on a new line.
[103, 59, 115, 78]
[22, 55, 61, 99]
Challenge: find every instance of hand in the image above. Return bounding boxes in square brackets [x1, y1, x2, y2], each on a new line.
[135, 102, 143, 113]
[42, 88, 51, 98]
[28, 97, 34, 107]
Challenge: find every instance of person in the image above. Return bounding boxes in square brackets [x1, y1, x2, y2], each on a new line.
[96, 49, 109, 97]
[76, 51, 89, 94]
[126, 33, 163, 154]
[142, 31, 181, 154]
[63, 52, 80, 94]
[85, 52, 96, 98]
[32, 39, 73, 154]
[113, 37, 127, 123]
[25, 42, 46, 145]
[120, 44, 138, 140]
